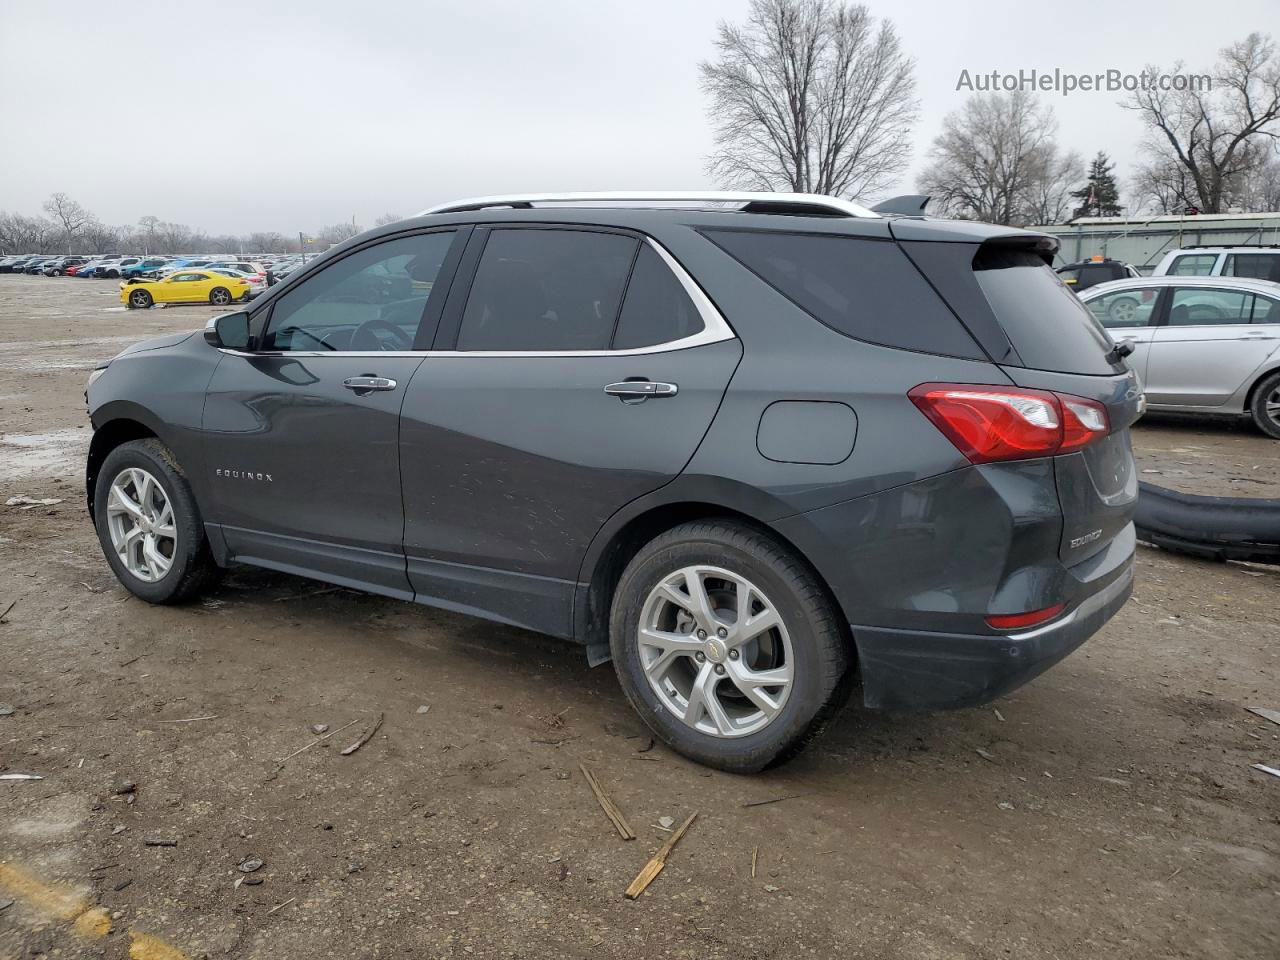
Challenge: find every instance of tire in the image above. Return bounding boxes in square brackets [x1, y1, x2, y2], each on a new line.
[209, 286, 231, 306]
[1249, 370, 1280, 440]
[51, 269, 63, 277]
[127, 289, 152, 309]
[93, 439, 220, 604]
[106, 269, 119, 279]
[609, 520, 852, 773]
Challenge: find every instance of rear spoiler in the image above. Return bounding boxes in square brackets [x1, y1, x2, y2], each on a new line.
[871, 195, 930, 217]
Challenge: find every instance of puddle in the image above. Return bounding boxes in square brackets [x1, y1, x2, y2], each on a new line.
[0, 428, 89, 481]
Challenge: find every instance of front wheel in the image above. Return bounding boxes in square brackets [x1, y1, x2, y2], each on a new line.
[1250, 370, 1280, 440]
[609, 520, 852, 772]
[106, 269, 120, 278]
[127, 289, 153, 309]
[93, 439, 220, 603]
[209, 286, 231, 305]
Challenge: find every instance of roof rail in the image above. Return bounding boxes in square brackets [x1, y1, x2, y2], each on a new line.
[419, 191, 879, 219]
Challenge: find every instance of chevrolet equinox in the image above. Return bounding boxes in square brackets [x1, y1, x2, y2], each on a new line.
[85, 192, 1139, 771]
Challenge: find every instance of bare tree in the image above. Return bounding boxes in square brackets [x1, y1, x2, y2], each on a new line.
[80, 220, 121, 254]
[700, 0, 918, 199]
[42, 193, 92, 253]
[0, 212, 54, 253]
[153, 221, 195, 254]
[138, 215, 160, 254]
[1127, 33, 1280, 214]
[374, 213, 404, 226]
[1130, 157, 1201, 214]
[918, 91, 1080, 225]
[317, 222, 363, 245]
[248, 231, 285, 252]
[1237, 147, 1280, 211]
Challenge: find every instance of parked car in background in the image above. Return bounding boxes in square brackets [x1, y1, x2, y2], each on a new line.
[205, 260, 267, 287]
[44, 256, 91, 276]
[1153, 246, 1280, 284]
[1081, 275, 1280, 438]
[0, 256, 35, 273]
[123, 257, 171, 278]
[207, 267, 264, 298]
[24, 257, 57, 274]
[74, 258, 112, 277]
[102, 257, 143, 279]
[86, 191, 1140, 771]
[1056, 257, 1141, 291]
[120, 269, 249, 308]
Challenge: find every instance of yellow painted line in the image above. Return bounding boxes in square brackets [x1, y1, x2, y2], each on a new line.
[1, 860, 191, 959]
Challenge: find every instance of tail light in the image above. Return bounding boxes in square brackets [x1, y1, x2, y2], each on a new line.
[909, 383, 1109, 464]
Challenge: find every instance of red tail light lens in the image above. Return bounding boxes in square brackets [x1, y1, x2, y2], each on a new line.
[986, 603, 1065, 631]
[909, 384, 1109, 464]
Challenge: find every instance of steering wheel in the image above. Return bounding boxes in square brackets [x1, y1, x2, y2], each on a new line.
[350, 315, 414, 351]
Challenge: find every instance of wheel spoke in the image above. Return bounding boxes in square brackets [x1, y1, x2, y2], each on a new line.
[107, 483, 145, 522]
[683, 663, 733, 735]
[726, 660, 792, 718]
[142, 536, 171, 577]
[680, 568, 724, 633]
[639, 627, 702, 678]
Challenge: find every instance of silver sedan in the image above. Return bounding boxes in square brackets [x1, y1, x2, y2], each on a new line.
[1080, 275, 1280, 438]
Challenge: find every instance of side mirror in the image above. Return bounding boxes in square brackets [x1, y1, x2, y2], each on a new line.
[204, 312, 251, 350]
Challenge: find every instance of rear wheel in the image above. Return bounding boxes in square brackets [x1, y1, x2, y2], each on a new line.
[106, 269, 120, 278]
[93, 439, 220, 604]
[1249, 370, 1280, 440]
[209, 287, 231, 305]
[609, 520, 851, 772]
[127, 289, 152, 309]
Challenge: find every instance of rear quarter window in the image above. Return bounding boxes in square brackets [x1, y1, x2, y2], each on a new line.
[701, 229, 982, 358]
[972, 246, 1117, 375]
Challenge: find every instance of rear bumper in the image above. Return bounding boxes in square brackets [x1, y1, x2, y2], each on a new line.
[854, 555, 1133, 710]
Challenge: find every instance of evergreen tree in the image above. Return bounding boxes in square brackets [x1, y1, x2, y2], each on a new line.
[1071, 152, 1122, 218]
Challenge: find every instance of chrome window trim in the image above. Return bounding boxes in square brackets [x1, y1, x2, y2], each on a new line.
[220, 237, 735, 359]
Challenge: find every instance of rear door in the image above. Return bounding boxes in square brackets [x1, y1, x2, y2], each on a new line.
[1146, 286, 1270, 405]
[201, 228, 464, 597]
[398, 225, 741, 637]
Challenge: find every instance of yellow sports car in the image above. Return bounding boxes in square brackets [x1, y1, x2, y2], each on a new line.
[120, 270, 250, 309]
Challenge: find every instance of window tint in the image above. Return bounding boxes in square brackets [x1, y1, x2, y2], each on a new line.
[1166, 254, 1217, 276]
[171, 272, 202, 282]
[1252, 296, 1278, 324]
[1226, 253, 1280, 283]
[262, 231, 455, 352]
[612, 246, 702, 349]
[1086, 287, 1161, 328]
[1167, 287, 1252, 326]
[703, 229, 979, 357]
[972, 247, 1116, 375]
[457, 229, 637, 351]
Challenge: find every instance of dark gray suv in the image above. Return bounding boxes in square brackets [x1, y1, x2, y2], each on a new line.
[85, 192, 1140, 771]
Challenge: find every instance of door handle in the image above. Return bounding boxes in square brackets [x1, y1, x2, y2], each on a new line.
[604, 380, 678, 403]
[343, 376, 397, 392]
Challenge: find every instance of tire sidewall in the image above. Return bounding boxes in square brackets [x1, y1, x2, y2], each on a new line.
[129, 290, 152, 309]
[610, 534, 837, 771]
[210, 287, 230, 305]
[94, 441, 205, 603]
[1251, 372, 1280, 440]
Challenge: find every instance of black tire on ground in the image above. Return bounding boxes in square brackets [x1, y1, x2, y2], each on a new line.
[51, 269, 63, 276]
[209, 286, 231, 305]
[127, 289, 152, 309]
[1249, 370, 1280, 440]
[93, 439, 221, 604]
[106, 269, 119, 278]
[609, 519, 852, 773]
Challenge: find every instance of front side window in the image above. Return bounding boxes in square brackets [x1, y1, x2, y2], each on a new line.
[262, 231, 455, 352]
[171, 272, 203, 282]
[457, 228, 637, 351]
[1166, 287, 1253, 326]
[1166, 254, 1217, 276]
[1086, 287, 1161, 328]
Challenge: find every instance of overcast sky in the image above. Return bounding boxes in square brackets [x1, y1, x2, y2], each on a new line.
[1, 0, 1274, 234]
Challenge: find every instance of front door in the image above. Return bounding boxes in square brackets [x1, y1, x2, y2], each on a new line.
[1147, 286, 1277, 405]
[1083, 284, 1163, 386]
[201, 228, 463, 597]
[399, 226, 741, 637]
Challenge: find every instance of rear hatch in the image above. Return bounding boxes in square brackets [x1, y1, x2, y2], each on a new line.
[896, 226, 1141, 566]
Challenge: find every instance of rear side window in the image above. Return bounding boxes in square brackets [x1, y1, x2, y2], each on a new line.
[1166, 254, 1217, 276]
[1253, 296, 1278, 324]
[458, 229, 637, 351]
[972, 246, 1116, 375]
[1226, 253, 1280, 283]
[702, 229, 980, 357]
[612, 246, 702, 349]
[1167, 287, 1252, 325]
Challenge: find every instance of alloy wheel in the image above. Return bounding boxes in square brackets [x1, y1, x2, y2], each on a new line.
[1267, 384, 1280, 429]
[211, 288, 231, 305]
[129, 291, 149, 308]
[106, 467, 176, 583]
[637, 565, 794, 738]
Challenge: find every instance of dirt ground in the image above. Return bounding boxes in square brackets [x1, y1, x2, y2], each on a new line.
[1, 274, 1277, 960]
